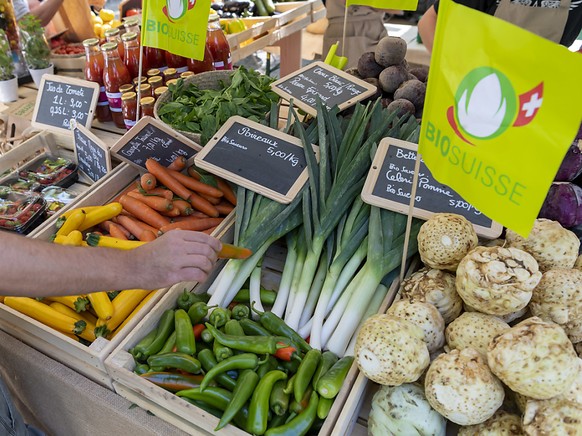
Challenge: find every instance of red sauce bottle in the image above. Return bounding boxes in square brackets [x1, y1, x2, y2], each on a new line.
[144, 47, 167, 71]
[206, 14, 232, 70]
[102, 41, 132, 129]
[83, 38, 112, 122]
[187, 44, 215, 74]
[165, 51, 189, 74]
[122, 32, 144, 80]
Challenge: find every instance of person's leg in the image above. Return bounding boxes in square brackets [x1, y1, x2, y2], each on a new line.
[0, 377, 45, 436]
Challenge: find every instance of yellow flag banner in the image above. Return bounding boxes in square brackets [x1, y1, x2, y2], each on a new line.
[141, 0, 211, 60]
[418, 0, 582, 237]
[345, 0, 418, 10]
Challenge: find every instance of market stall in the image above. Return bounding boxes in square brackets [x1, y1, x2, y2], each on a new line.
[0, 0, 581, 435]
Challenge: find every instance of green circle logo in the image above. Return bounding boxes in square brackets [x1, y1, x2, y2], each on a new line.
[455, 67, 517, 140]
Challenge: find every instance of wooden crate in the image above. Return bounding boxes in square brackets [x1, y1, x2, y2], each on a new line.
[0, 163, 234, 389]
[105, 241, 365, 435]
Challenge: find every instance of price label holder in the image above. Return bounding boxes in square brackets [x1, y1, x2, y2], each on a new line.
[110, 116, 201, 170]
[195, 116, 311, 204]
[271, 61, 377, 117]
[71, 119, 111, 183]
[31, 75, 99, 135]
[362, 138, 503, 239]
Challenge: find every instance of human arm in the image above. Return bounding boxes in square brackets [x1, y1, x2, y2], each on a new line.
[0, 230, 222, 297]
[16, 0, 65, 26]
[418, 5, 438, 54]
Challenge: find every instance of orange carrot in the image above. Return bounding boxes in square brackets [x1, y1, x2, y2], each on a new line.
[172, 199, 193, 216]
[119, 195, 170, 230]
[115, 215, 152, 241]
[216, 177, 237, 205]
[140, 230, 157, 241]
[187, 166, 202, 180]
[218, 243, 252, 259]
[160, 207, 181, 217]
[167, 155, 187, 171]
[146, 158, 194, 201]
[109, 223, 128, 240]
[140, 173, 157, 191]
[127, 191, 173, 212]
[171, 213, 209, 223]
[159, 217, 223, 234]
[167, 169, 223, 198]
[202, 226, 218, 235]
[200, 193, 221, 205]
[99, 220, 132, 239]
[188, 191, 220, 218]
[113, 182, 140, 203]
[145, 187, 174, 201]
[216, 201, 235, 216]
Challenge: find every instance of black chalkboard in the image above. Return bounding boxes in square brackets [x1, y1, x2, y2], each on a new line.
[32, 75, 99, 133]
[72, 122, 111, 183]
[110, 117, 200, 170]
[362, 138, 503, 238]
[195, 116, 310, 203]
[271, 61, 377, 116]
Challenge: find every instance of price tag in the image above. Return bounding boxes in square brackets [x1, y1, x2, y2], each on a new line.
[71, 120, 111, 183]
[31, 75, 99, 135]
[362, 138, 503, 238]
[195, 116, 311, 204]
[271, 61, 377, 116]
[110, 116, 201, 170]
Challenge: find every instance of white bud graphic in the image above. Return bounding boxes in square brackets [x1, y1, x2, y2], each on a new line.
[457, 73, 507, 139]
[167, 0, 187, 20]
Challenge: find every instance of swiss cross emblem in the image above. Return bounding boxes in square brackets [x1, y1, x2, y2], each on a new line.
[513, 82, 544, 127]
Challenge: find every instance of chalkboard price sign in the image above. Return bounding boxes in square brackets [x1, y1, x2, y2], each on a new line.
[71, 120, 111, 183]
[110, 116, 201, 170]
[31, 75, 99, 135]
[362, 138, 502, 238]
[271, 61, 377, 116]
[195, 116, 311, 204]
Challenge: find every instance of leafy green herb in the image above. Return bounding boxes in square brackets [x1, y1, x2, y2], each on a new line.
[158, 67, 279, 145]
[0, 30, 14, 81]
[19, 15, 51, 70]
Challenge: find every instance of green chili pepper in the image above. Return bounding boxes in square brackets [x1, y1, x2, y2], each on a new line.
[239, 318, 271, 336]
[182, 398, 223, 419]
[200, 353, 261, 391]
[130, 327, 158, 362]
[279, 358, 301, 374]
[270, 380, 289, 417]
[215, 369, 259, 431]
[231, 304, 250, 320]
[147, 352, 201, 374]
[175, 309, 196, 355]
[315, 356, 354, 399]
[205, 323, 286, 355]
[224, 319, 245, 336]
[284, 412, 297, 425]
[252, 305, 311, 353]
[248, 370, 287, 435]
[158, 331, 177, 355]
[197, 349, 237, 391]
[258, 355, 278, 379]
[317, 396, 334, 420]
[290, 387, 312, 414]
[140, 371, 205, 393]
[180, 391, 250, 431]
[176, 386, 233, 410]
[268, 413, 288, 429]
[233, 288, 277, 305]
[283, 374, 296, 395]
[140, 309, 175, 357]
[294, 349, 321, 402]
[188, 302, 210, 325]
[265, 391, 319, 436]
[200, 328, 214, 343]
[134, 363, 150, 375]
[176, 289, 203, 311]
[312, 351, 338, 389]
[213, 337, 233, 362]
[208, 307, 230, 328]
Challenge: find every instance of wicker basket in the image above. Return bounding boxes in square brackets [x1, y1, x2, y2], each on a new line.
[153, 70, 236, 145]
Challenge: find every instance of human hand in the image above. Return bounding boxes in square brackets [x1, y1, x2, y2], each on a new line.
[131, 230, 222, 289]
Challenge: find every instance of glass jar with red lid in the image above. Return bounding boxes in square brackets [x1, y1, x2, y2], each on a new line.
[102, 41, 132, 129]
[82, 38, 112, 122]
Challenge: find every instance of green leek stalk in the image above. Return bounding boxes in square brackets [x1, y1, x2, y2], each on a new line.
[271, 229, 299, 317]
[249, 260, 263, 320]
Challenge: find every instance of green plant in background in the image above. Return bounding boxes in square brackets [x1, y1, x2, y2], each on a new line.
[18, 14, 51, 69]
[0, 29, 15, 80]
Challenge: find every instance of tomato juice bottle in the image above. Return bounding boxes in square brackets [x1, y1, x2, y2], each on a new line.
[102, 42, 132, 129]
[122, 32, 144, 80]
[187, 44, 214, 74]
[165, 51, 189, 73]
[206, 14, 232, 70]
[144, 47, 167, 71]
[82, 38, 111, 122]
[105, 27, 124, 62]
[121, 91, 137, 130]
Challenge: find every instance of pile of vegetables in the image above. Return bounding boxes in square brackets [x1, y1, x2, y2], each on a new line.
[0, 156, 237, 342]
[356, 214, 582, 435]
[157, 68, 279, 145]
[130, 290, 354, 434]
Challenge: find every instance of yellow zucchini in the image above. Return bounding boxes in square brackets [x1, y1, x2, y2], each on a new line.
[4, 297, 87, 336]
[55, 209, 86, 237]
[58, 206, 102, 222]
[86, 233, 145, 250]
[49, 302, 97, 338]
[79, 203, 123, 231]
[95, 289, 151, 338]
[62, 230, 83, 246]
[44, 295, 90, 312]
[87, 292, 114, 320]
[111, 290, 156, 337]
